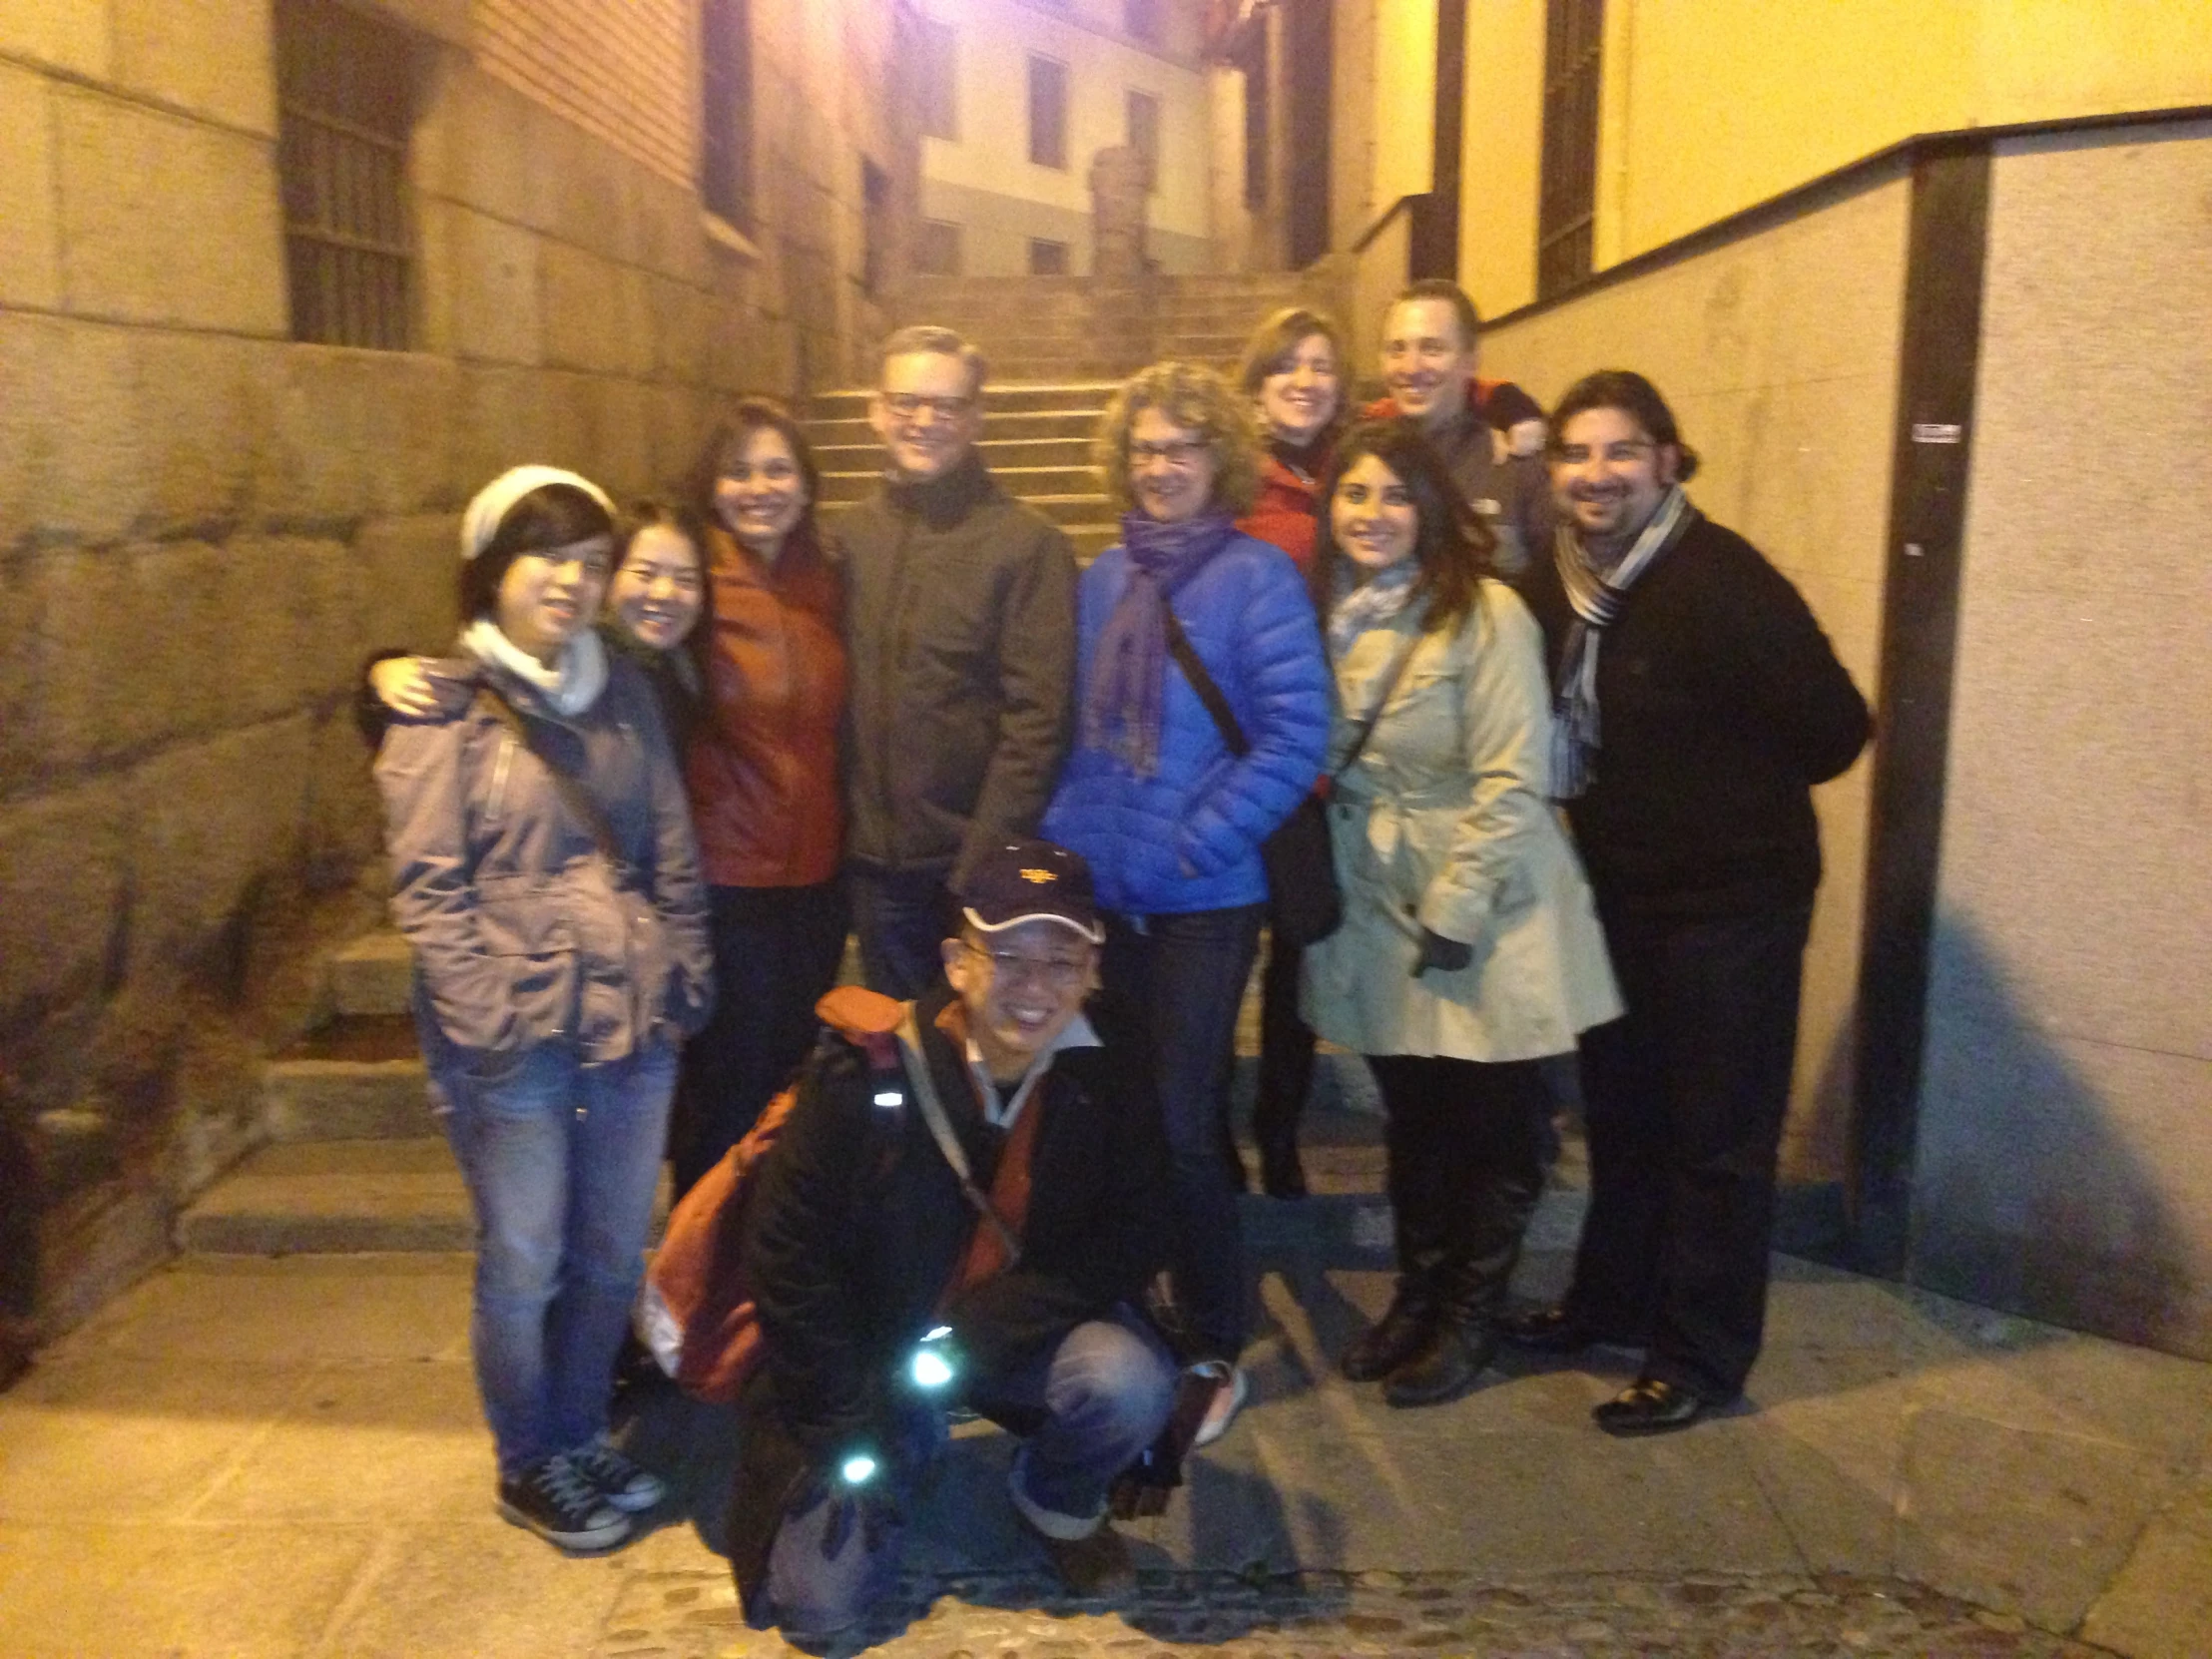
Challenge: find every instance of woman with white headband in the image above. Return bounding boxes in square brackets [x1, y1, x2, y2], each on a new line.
[374, 465, 713, 1554]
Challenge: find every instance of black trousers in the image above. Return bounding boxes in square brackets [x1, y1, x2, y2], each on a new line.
[1566, 900, 1813, 1400]
[670, 878, 849, 1199]
[1367, 1054, 1550, 1321]
[1251, 930, 1317, 1144]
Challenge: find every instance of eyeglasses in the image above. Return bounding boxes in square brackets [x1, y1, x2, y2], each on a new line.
[1553, 440, 1656, 466]
[963, 942, 1090, 989]
[1129, 439, 1213, 468]
[879, 392, 974, 419]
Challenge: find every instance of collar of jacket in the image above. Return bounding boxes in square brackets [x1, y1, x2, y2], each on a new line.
[885, 449, 994, 530]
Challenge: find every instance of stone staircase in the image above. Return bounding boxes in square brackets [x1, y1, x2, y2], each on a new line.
[177, 932, 474, 1255]
[178, 920, 1401, 1259]
[808, 381, 1124, 564]
[899, 271, 1325, 383]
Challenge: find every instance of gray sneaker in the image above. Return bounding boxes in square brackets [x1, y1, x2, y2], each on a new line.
[498, 1452, 632, 1552]
[567, 1433, 667, 1513]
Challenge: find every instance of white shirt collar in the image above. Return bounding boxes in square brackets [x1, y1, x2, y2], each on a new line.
[963, 1011, 1102, 1130]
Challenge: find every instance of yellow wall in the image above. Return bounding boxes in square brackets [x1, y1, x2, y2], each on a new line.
[1371, 0, 1438, 209]
[1456, 0, 2212, 316]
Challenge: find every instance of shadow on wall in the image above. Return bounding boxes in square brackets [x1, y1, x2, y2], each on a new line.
[1908, 914, 2205, 1362]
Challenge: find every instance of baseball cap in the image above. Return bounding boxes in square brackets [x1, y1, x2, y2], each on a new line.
[959, 840, 1103, 943]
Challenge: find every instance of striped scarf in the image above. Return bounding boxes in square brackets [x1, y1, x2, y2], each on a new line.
[1549, 487, 1691, 800]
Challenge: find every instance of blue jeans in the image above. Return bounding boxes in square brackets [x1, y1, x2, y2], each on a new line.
[1102, 904, 1265, 1361]
[434, 1040, 678, 1474]
[847, 863, 961, 999]
[765, 1311, 1176, 1640]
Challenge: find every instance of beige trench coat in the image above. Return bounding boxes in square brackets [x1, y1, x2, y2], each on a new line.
[1302, 580, 1620, 1061]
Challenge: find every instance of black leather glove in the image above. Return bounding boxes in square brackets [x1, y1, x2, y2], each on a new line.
[1411, 926, 1473, 976]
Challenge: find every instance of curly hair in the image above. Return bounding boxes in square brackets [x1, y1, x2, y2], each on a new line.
[1314, 419, 1497, 637]
[1093, 360, 1262, 516]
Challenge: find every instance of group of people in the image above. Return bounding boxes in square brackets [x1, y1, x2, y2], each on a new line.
[368, 278, 1871, 1647]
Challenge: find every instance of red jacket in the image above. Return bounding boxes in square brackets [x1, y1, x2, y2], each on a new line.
[1237, 449, 1325, 574]
[685, 524, 847, 888]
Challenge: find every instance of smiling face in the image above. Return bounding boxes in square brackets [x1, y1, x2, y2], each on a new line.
[1258, 331, 1342, 446]
[1127, 406, 1220, 524]
[1331, 452, 1419, 578]
[1550, 405, 1679, 557]
[942, 918, 1097, 1079]
[495, 535, 614, 664]
[607, 522, 704, 651]
[713, 425, 810, 557]
[868, 350, 983, 483]
[1380, 296, 1475, 428]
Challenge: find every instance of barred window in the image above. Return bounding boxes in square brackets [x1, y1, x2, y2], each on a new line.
[702, 0, 756, 232]
[276, 0, 415, 351]
[1028, 55, 1068, 171]
[1538, 0, 1604, 299]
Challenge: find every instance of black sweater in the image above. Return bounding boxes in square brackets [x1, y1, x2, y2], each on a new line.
[1519, 511, 1871, 919]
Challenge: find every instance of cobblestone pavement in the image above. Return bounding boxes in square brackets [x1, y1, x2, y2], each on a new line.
[592, 1567, 2116, 1658]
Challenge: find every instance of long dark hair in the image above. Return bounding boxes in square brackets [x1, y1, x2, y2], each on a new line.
[613, 496, 713, 654]
[1314, 419, 1497, 637]
[683, 396, 824, 545]
[457, 482, 616, 621]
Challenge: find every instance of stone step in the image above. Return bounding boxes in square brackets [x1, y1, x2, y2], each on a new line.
[808, 382, 1118, 421]
[327, 929, 410, 1018]
[813, 436, 1093, 471]
[177, 1138, 472, 1255]
[261, 1016, 433, 1142]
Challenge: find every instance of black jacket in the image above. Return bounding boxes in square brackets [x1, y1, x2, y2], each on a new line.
[836, 453, 1077, 887]
[1519, 510, 1872, 919]
[743, 981, 1168, 1453]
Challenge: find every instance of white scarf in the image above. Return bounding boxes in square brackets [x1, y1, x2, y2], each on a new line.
[1550, 486, 1691, 800]
[459, 618, 609, 718]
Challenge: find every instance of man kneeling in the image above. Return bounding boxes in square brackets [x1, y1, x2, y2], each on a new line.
[728, 840, 1180, 1645]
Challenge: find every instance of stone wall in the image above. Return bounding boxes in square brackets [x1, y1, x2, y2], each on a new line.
[1914, 119, 2212, 1360]
[0, 0, 915, 1354]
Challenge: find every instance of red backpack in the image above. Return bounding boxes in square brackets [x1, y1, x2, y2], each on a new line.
[639, 986, 906, 1402]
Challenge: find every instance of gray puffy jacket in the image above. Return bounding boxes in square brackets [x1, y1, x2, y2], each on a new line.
[374, 654, 714, 1072]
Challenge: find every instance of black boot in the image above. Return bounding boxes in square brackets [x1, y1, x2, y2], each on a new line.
[1382, 1318, 1499, 1407]
[1254, 1112, 1308, 1199]
[1341, 1269, 1441, 1382]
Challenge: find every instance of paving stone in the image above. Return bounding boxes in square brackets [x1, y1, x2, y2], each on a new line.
[579, 1565, 2119, 1658]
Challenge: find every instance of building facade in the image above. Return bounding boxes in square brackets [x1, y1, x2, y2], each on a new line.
[1217, 0, 2212, 1357]
[913, 0, 1213, 276]
[0, 0, 920, 1365]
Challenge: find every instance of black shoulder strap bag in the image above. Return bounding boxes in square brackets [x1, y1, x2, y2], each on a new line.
[1159, 607, 1414, 948]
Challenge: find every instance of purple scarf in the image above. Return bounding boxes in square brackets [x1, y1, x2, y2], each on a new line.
[1083, 509, 1238, 777]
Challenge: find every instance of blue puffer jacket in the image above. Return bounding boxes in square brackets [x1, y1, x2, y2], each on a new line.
[1043, 531, 1330, 915]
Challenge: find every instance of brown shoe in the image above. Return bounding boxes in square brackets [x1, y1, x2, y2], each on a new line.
[1034, 1519, 1136, 1596]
